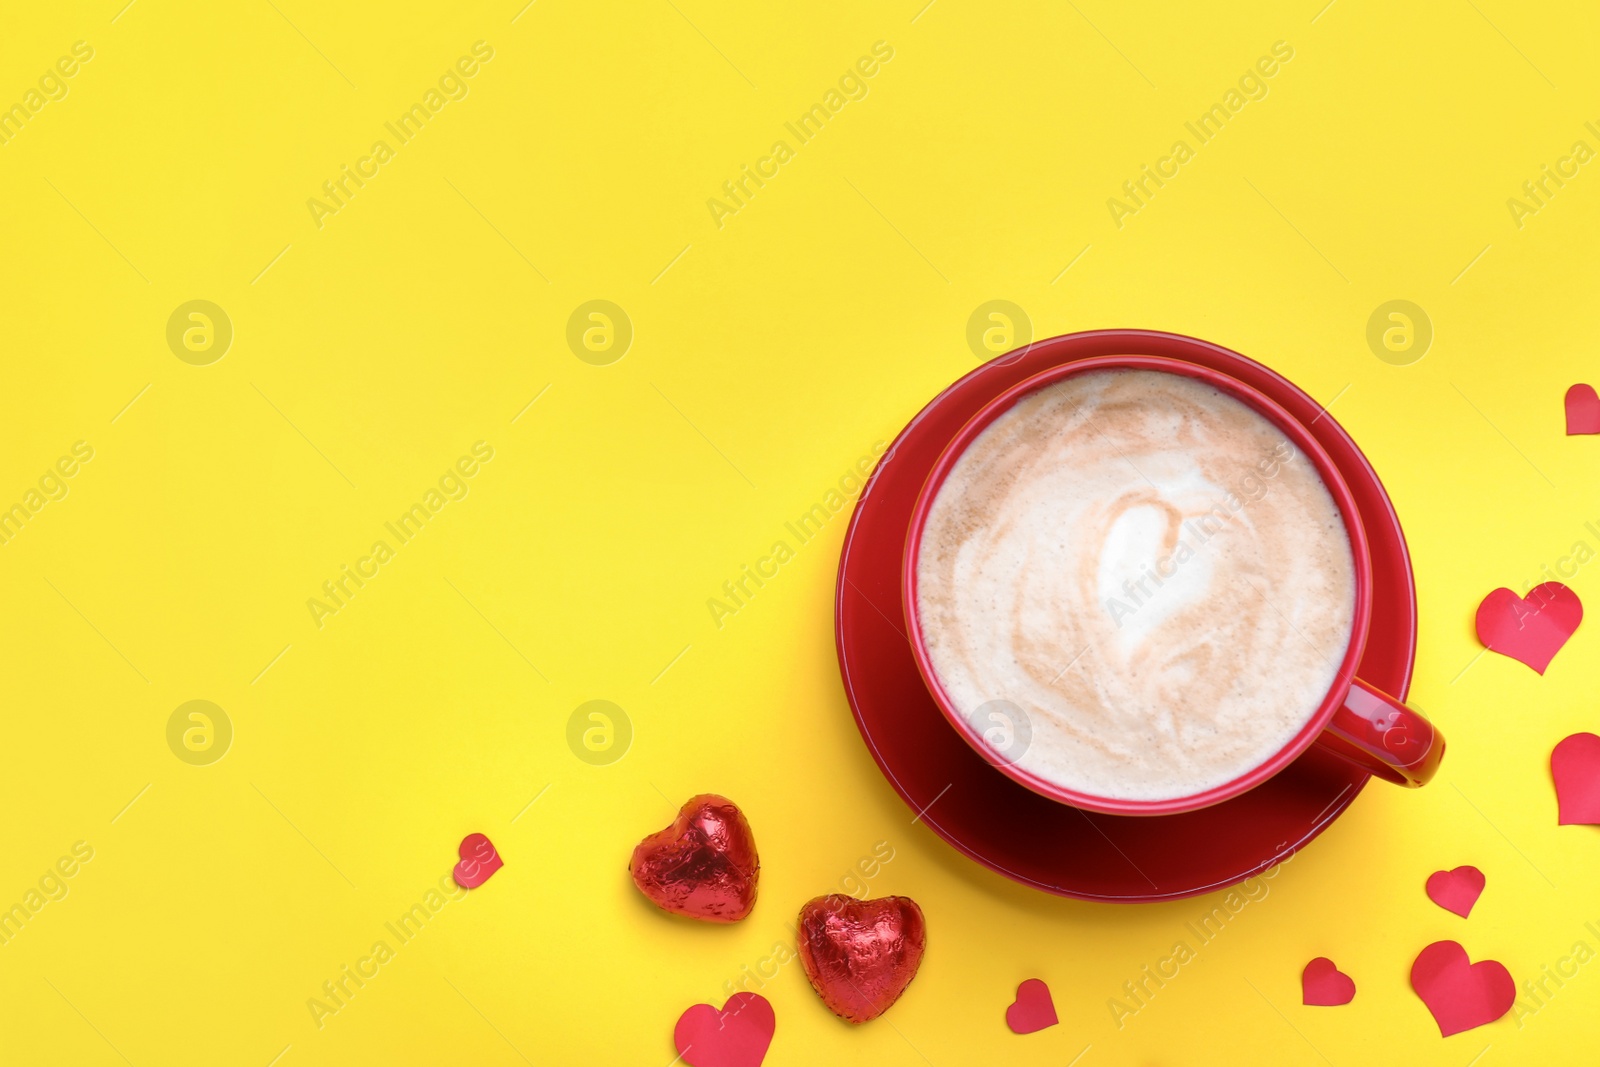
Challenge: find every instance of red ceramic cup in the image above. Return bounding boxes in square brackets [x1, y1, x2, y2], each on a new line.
[902, 355, 1444, 816]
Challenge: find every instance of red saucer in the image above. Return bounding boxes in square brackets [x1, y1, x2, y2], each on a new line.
[834, 330, 1417, 902]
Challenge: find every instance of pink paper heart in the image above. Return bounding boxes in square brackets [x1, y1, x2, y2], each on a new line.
[452, 833, 503, 889]
[1425, 866, 1485, 918]
[1004, 978, 1058, 1034]
[1301, 957, 1356, 1006]
[1411, 941, 1514, 1037]
[674, 992, 774, 1067]
[1552, 733, 1600, 825]
[1475, 583, 1582, 674]
[1566, 384, 1600, 435]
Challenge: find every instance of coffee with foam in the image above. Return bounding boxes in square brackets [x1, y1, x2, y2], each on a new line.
[914, 369, 1357, 802]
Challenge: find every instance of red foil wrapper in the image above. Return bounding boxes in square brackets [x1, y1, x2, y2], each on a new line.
[629, 794, 759, 922]
[796, 894, 926, 1024]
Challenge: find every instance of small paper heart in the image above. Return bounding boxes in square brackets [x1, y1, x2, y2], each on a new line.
[1425, 866, 1485, 918]
[1552, 733, 1600, 825]
[1475, 583, 1582, 674]
[1566, 384, 1600, 435]
[1301, 957, 1356, 1006]
[1411, 941, 1515, 1037]
[674, 992, 774, 1067]
[452, 833, 503, 889]
[1005, 978, 1058, 1034]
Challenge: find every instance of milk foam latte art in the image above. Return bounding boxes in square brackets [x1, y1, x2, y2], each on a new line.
[914, 369, 1358, 802]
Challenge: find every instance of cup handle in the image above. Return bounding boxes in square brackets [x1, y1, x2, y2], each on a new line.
[1312, 677, 1444, 787]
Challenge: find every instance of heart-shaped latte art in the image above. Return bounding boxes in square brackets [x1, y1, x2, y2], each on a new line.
[1096, 499, 1218, 651]
[796, 894, 925, 1024]
[629, 794, 759, 922]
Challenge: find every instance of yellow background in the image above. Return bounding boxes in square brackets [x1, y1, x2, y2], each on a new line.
[1, 0, 1595, 1063]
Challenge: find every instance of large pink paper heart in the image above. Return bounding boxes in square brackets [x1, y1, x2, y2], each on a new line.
[1552, 732, 1600, 825]
[1475, 583, 1582, 674]
[1411, 941, 1514, 1037]
[1425, 866, 1485, 918]
[1301, 957, 1356, 1006]
[673, 993, 774, 1067]
[1004, 978, 1058, 1034]
[452, 833, 502, 889]
[1566, 384, 1600, 435]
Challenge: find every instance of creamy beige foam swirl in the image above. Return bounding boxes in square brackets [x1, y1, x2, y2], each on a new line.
[915, 369, 1357, 802]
